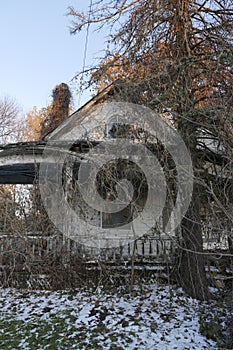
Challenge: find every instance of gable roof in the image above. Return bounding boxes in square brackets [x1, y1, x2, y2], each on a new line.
[44, 79, 126, 141]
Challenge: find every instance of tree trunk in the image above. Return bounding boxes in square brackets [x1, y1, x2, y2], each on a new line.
[177, 183, 210, 300]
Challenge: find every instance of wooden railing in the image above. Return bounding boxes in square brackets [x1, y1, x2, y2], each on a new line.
[0, 230, 232, 290]
[0, 229, 229, 266]
[0, 231, 176, 266]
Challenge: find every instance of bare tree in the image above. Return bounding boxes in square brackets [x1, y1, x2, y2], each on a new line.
[0, 96, 22, 144]
[0, 96, 23, 234]
[68, 0, 233, 300]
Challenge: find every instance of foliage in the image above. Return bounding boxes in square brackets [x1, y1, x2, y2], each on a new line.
[199, 294, 233, 348]
[24, 106, 52, 141]
[24, 83, 72, 141]
[39, 83, 72, 139]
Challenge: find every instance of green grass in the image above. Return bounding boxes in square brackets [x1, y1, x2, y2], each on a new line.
[0, 310, 139, 350]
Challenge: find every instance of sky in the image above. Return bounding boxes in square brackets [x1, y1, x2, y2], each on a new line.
[0, 1, 106, 114]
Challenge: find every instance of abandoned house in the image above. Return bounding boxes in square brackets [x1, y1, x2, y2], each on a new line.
[0, 80, 231, 273]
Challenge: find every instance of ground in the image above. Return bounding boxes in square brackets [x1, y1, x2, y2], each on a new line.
[0, 284, 227, 349]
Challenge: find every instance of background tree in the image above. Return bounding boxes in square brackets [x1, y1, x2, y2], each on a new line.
[24, 105, 52, 141]
[0, 95, 23, 143]
[24, 83, 72, 141]
[20, 83, 73, 242]
[39, 83, 72, 139]
[0, 96, 23, 231]
[68, 0, 233, 300]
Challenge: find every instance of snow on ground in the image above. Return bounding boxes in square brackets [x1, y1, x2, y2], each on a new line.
[0, 284, 222, 349]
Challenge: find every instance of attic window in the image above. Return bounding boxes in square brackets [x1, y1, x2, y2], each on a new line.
[106, 122, 133, 139]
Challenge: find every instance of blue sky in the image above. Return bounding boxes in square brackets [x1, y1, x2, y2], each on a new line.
[0, 1, 106, 113]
